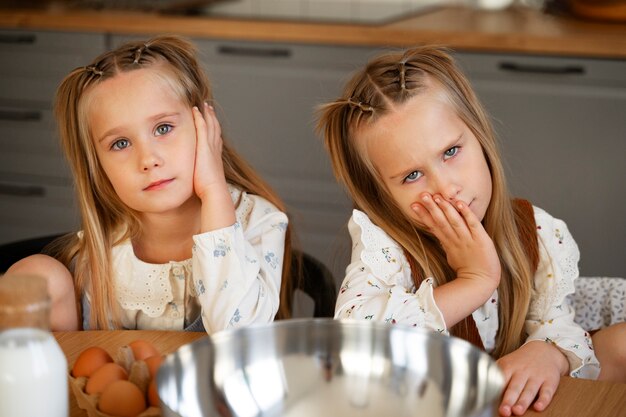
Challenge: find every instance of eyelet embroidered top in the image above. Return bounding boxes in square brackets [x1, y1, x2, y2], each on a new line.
[85, 184, 288, 334]
[336, 206, 600, 379]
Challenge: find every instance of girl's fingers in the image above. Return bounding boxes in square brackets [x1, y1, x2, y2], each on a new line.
[203, 103, 222, 144]
[193, 106, 207, 138]
[498, 374, 525, 417]
[433, 196, 472, 240]
[511, 379, 541, 416]
[192, 106, 206, 151]
[419, 194, 459, 241]
[455, 199, 484, 237]
[532, 376, 558, 412]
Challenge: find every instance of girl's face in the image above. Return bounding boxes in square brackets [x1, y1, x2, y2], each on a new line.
[358, 87, 493, 223]
[86, 68, 197, 216]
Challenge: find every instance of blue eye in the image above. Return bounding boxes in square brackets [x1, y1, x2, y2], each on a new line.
[444, 146, 459, 159]
[155, 124, 172, 136]
[111, 138, 130, 151]
[404, 171, 423, 184]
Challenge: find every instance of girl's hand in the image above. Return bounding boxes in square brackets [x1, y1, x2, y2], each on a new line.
[497, 341, 569, 416]
[412, 193, 501, 288]
[192, 103, 236, 232]
[192, 103, 227, 201]
[411, 193, 501, 326]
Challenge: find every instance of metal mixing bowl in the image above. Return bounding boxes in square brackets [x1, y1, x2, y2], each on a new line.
[157, 319, 504, 417]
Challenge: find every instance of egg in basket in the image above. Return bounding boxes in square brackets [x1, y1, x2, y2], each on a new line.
[69, 339, 165, 417]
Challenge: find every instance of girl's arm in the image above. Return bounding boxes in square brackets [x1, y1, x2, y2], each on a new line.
[335, 210, 447, 331]
[412, 194, 501, 328]
[190, 104, 287, 333]
[191, 188, 288, 334]
[497, 207, 600, 416]
[523, 207, 599, 378]
[336, 198, 500, 332]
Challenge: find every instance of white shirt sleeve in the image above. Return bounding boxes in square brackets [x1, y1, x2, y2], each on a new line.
[334, 210, 446, 332]
[524, 206, 600, 379]
[191, 187, 288, 334]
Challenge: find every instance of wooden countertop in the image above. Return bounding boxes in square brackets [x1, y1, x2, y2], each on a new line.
[1, 5, 626, 59]
[55, 330, 626, 417]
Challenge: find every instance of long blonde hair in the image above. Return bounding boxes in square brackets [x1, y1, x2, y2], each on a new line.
[54, 35, 294, 329]
[317, 46, 533, 357]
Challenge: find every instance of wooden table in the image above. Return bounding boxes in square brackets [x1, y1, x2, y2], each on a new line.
[54, 330, 626, 417]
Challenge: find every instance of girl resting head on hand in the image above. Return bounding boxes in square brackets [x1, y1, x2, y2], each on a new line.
[317, 46, 626, 416]
[7, 35, 296, 334]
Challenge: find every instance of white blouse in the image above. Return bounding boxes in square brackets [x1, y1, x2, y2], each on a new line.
[91, 184, 288, 334]
[335, 206, 600, 379]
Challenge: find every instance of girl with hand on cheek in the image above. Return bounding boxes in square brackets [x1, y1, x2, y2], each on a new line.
[6, 36, 295, 334]
[317, 46, 626, 416]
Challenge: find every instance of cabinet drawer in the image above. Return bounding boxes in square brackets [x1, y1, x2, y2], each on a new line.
[0, 104, 71, 179]
[0, 30, 106, 103]
[0, 176, 78, 244]
[455, 52, 626, 87]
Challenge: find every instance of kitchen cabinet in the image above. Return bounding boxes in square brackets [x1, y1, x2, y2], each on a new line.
[111, 35, 377, 282]
[3, 27, 623, 280]
[0, 30, 106, 244]
[456, 52, 626, 277]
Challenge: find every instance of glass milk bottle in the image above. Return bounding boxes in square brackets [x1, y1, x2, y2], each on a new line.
[0, 273, 69, 417]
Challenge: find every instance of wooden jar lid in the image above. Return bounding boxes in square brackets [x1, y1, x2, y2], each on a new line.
[0, 273, 50, 330]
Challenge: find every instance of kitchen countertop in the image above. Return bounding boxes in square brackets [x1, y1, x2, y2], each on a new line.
[1, 4, 626, 59]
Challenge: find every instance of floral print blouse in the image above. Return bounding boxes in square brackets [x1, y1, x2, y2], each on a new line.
[335, 206, 600, 379]
[88, 184, 288, 334]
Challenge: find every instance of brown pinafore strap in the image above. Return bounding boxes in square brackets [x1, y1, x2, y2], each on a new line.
[512, 198, 540, 274]
[403, 198, 539, 351]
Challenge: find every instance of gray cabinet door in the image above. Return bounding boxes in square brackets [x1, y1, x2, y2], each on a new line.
[457, 52, 626, 277]
[0, 30, 107, 244]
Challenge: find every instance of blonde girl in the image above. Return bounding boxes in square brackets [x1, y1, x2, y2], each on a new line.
[317, 46, 625, 416]
[7, 36, 295, 333]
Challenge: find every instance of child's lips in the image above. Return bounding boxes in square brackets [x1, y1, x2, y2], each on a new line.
[143, 178, 174, 191]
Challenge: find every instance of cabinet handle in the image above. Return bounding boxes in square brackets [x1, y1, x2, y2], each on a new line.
[0, 33, 36, 44]
[217, 45, 292, 58]
[0, 183, 46, 197]
[0, 110, 42, 122]
[499, 62, 585, 75]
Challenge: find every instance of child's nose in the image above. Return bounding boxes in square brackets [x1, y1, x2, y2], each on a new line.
[432, 175, 461, 201]
[142, 158, 161, 171]
[139, 145, 164, 171]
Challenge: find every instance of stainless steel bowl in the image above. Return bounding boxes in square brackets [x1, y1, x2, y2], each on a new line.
[157, 319, 504, 417]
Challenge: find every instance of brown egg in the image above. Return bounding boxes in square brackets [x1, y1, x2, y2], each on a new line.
[98, 380, 146, 417]
[144, 355, 165, 379]
[128, 340, 160, 361]
[85, 362, 128, 395]
[72, 346, 114, 378]
[147, 378, 160, 408]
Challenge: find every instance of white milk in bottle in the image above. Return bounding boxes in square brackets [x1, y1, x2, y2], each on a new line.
[0, 273, 69, 417]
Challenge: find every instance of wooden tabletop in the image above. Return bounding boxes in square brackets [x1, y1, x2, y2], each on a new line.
[1, 5, 626, 58]
[54, 330, 626, 417]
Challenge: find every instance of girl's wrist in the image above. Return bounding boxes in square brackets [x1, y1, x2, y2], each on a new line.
[456, 270, 500, 294]
[198, 182, 236, 233]
[526, 340, 570, 375]
[196, 178, 230, 203]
